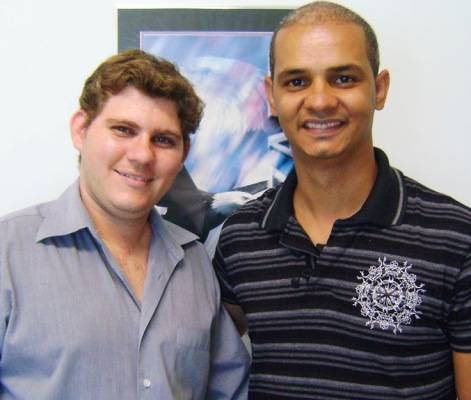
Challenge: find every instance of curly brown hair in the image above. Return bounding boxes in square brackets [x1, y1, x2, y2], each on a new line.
[79, 49, 204, 140]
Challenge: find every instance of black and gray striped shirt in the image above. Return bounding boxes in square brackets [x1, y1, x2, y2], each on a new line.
[214, 148, 471, 399]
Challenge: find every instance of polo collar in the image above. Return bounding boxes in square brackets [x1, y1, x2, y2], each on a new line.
[262, 147, 406, 232]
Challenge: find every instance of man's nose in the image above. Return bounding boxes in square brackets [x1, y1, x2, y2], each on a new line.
[128, 135, 154, 164]
[303, 81, 339, 115]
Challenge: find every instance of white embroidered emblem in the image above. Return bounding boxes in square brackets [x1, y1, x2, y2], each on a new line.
[353, 257, 425, 334]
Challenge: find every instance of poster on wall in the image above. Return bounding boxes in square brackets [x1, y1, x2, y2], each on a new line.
[118, 8, 292, 249]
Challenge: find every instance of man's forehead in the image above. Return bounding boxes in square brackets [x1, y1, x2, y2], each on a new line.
[276, 21, 366, 46]
[273, 22, 370, 70]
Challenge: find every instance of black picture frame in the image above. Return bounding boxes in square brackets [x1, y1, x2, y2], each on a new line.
[118, 8, 290, 51]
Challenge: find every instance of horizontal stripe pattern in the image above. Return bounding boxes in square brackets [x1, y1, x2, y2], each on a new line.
[214, 166, 471, 399]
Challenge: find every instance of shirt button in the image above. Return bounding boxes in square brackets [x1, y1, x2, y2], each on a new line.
[143, 378, 151, 388]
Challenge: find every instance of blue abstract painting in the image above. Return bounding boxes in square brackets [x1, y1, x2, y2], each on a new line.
[141, 30, 293, 247]
[142, 31, 291, 193]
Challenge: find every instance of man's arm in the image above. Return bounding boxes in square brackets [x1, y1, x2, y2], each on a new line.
[224, 302, 248, 336]
[206, 303, 250, 399]
[212, 239, 248, 336]
[454, 351, 471, 399]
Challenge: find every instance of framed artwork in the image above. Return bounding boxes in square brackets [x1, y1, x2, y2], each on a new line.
[118, 8, 293, 249]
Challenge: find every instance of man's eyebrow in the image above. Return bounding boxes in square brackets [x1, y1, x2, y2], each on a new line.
[276, 68, 307, 80]
[329, 64, 364, 74]
[276, 64, 365, 79]
[106, 118, 140, 129]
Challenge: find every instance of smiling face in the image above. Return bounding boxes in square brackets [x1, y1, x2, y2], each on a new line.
[71, 86, 187, 223]
[266, 22, 389, 165]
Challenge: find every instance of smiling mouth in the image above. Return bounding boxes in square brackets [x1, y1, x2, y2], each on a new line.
[115, 170, 154, 183]
[303, 120, 345, 130]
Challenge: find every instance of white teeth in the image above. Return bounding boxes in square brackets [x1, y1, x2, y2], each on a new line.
[305, 120, 342, 129]
[120, 172, 152, 182]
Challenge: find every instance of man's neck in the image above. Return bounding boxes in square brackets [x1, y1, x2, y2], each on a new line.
[92, 211, 151, 253]
[95, 215, 152, 303]
[292, 147, 377, 245]
[79, 191, 153, 302]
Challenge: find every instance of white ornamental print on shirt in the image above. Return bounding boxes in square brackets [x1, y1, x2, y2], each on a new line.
[353, 257, 425, 334]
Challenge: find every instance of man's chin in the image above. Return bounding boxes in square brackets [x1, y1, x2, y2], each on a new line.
[296, 146, 344, 162]
[109, 200, 155, 220]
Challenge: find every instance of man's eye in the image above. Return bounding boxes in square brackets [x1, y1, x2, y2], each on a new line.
[113, 126, 134, 136]
[335, 75, 355, 85]
[287, 78, 306, 88]
[153, 135, 176, 147]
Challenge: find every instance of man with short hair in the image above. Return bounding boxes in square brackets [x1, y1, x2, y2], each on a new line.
[214, 2, 471, 399]
[0, 49, 249, 399]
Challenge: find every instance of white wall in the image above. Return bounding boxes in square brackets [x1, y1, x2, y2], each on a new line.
[0, 0, 470, 215]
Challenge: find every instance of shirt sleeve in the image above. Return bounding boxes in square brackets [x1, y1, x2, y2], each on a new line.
[206, 302, 250, 399]
[0, 247, 12, 355]
[212, 237, 239, 305]
[448, 250, 471, 352]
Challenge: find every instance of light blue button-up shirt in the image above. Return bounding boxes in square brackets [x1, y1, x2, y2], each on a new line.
[0, 182, 249, 399]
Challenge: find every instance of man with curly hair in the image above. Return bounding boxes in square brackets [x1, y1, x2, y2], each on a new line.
[0, 50, 249, 399]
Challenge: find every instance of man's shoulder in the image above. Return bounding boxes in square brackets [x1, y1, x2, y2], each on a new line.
[402, 174, 471, 217]
[0, 202, 48, 230]
[221, 186, 280, 230]
[0, 202, 54, 250]
[400, 174, 471, 241]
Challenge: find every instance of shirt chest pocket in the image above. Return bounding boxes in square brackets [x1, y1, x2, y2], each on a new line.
[159, 328, 211, 398]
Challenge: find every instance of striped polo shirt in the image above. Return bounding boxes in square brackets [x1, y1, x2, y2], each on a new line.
[214, 148, 471, 399]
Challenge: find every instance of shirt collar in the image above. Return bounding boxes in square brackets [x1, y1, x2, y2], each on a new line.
[36, 180, 94, 242]
[262, 147, 406, 231]
[149, 210, 199, 248]
[37, 180, 199, 248]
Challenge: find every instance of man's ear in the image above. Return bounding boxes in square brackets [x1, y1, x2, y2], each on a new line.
[264, 76, 278, 117]
[70, 109, 89, 152]
[375, 69, 390, 110]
